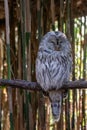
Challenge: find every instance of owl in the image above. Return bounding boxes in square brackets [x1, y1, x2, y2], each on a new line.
[36, 31, 72, 122]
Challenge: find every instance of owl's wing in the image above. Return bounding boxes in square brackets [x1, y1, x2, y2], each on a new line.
[36, 58, 51, 91]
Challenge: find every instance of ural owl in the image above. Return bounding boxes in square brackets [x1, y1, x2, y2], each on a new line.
[36, 31, 72, 121]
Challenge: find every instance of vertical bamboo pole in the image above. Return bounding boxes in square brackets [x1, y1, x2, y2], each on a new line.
[66, 0, 71, 129]
[4, 0, 14, 130]
[17, 22, 24, 130]
[70, 0, 75, 80]
[20, 0, 26, 79]
[20, 0, 28, 130]
[37, 0, 42, 42]
[0, 89, 1, 130]
[58, 1, 64, 129]
[75, 19, 80, 130]
[25, 0, 32, 129]
[70, 1, 75, 130]
[37, 1, 42, 129]
[20, 0, 32, 129]
[82, 16, 86, 129]
[0, 37, 3, 130]
[60, 0, 64, 31]
[66, 0, 71, 39]
[79, 18, 82, 78]
[70, 1, 75, 129]
[83, 16, 86, 79]
[25, 0, 31, 80]
[17, 4, 23, 129]
[41, 0, 43, 35]
[51, 0, 55, 30]
[37, 1, 46, 130]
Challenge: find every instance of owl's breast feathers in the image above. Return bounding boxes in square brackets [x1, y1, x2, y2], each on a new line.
[36, 49, 72, 91]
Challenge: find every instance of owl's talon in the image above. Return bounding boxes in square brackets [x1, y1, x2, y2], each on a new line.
[42, 91, 49, 97]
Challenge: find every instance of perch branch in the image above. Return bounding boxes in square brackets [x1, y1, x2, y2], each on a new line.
[0, 79, 87, 91]
[0, 79, 41, 91]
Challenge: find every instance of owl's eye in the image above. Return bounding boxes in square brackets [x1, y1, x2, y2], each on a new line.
[51, 40, 55, 44]
[50, 36, 56, 44]
[59, 40, 62, 43]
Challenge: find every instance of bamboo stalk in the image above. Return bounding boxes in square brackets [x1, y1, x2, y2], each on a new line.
[82, 16, 86, 129]
[20, 0, 26, 79]
[20, 1, 29, 130]
[66, 0, 71, 129]
[25, 0, 32, 129]
[60, 0, 64, 31]
[25, 0, 31, 80]
[51, 0, 55, 30]
[79, 17, 83, 78]
[0, 90, 1, 130]
[37, 1, 46, 130]
[58, 1, 65, 129]
[17, 23, 24, 130]
[0, 35, 3, 130]
[37, 0, 42, 42]
[4, 0, 14, 130]
[68, 14, 74, 128]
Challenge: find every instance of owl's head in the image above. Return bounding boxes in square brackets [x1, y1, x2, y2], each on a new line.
[40, 31, 71, 52]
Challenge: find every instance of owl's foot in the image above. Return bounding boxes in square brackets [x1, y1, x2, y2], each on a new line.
[63, 90, 68, 99]
[42, 91, 49, 97]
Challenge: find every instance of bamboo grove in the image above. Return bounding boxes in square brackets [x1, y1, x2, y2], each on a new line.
[0, 0, 87, 130]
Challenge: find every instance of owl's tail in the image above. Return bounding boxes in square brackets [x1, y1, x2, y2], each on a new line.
[49, 91, 62, 122]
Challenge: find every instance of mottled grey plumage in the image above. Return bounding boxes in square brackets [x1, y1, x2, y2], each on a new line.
[36, 31, 72, 121]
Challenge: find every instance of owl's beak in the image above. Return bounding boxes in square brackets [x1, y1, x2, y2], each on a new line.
[55, 45, 61, 51]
